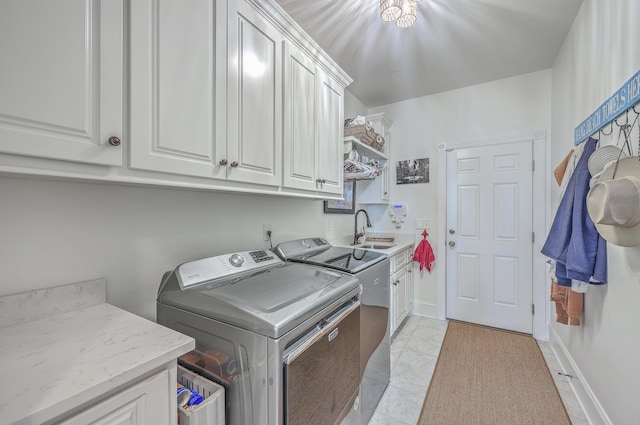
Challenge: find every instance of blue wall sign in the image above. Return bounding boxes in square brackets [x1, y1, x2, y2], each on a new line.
[574, 68, 640, 145]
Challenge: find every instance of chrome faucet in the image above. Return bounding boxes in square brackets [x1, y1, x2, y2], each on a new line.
[353, 209, 372, 245]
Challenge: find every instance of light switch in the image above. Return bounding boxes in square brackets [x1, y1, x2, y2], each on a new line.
[415, 219, 429, 229]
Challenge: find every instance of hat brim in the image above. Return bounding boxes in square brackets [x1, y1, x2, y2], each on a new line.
[588, 145, 628, 176]
[588, 157, 640, 247]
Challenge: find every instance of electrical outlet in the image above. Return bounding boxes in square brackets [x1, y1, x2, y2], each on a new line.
[263, 224, 272, 241]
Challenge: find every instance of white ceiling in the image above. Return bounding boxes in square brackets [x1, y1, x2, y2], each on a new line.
[274, 0, 583, 107]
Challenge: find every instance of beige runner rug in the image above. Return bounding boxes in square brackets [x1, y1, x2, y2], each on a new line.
[418, 321, 571, 425]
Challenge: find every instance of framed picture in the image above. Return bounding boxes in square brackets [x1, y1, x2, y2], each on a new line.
[396, 158, 429, 184]
[324, 181, 356, 214]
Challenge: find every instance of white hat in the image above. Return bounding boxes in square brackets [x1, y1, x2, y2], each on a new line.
[588, 145, 628, 176]
[586, 157, 640, 247]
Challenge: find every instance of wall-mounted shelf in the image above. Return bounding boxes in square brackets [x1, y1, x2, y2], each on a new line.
[343, 136, 388, 160]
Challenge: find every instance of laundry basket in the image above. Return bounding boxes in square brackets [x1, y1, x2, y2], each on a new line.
[177, 365, 225, 425]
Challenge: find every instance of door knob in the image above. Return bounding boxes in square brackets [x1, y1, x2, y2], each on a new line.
[449, 229, 456, 235]
[448, 241, 456, 247]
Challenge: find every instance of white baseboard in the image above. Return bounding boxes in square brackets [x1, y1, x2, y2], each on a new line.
[548, 327, 612, 425]
[411, 301, 438, 318]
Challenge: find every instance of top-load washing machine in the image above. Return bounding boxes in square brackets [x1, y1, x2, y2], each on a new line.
[157, 249, 363, 425]
[273, 238, 390, 425]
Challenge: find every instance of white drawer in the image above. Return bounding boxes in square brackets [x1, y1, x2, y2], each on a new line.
[397, 249, 410, 268]
[390, 248, 412, 273]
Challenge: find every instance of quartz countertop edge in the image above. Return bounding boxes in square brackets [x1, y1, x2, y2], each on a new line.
[0, 302, 195, 425]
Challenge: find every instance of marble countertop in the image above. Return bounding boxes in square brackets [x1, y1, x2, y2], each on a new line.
[0, 281, 194, 425]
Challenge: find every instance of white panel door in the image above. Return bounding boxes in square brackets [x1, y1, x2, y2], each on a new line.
[130, 0, 222, 179]
[446, 141, 533, 333]
[0, 0, 123, 166]
[282, 40, 318, 191]
[226, 0, 282, 186]
[316, 71, 344, 195]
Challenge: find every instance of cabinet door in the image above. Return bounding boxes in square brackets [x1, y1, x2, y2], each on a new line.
[316, 71, 344, 195]
[226, 0, 282, 186]
[406, 265, 414, 313]
[393, 266, 408, 328]
[0, 0, 123, 166]
[282, 40, 318, 191]
[130, 0, 223, 179]
[381, 168, 390, 201]
[59, 369, 173, 425]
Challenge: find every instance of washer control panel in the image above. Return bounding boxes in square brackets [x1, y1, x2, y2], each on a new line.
[274, 237, 330, 258]
[177, 250, 282, 289]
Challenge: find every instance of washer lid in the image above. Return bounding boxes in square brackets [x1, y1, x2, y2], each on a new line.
[274, 238, 387, 273]
[158, 263, 360, 338]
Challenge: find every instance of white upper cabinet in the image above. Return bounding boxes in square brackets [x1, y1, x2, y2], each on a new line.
[1, 0, 351, 198]
[131, 0, 282, 187]
[0, 0, 124, 166]
[355, 113, 392, 204]
[283, 41, 319, 192]
[225, 0, 282, 186]
[130, 0, 224, 180]
[282, 40, 344, 195]
[316, 72, 344, 195]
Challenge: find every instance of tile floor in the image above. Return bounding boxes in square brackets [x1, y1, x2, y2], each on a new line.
[368, 315, 589, 425]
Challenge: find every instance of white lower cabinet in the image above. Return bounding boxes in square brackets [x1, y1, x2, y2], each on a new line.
[59, 368, 174, 425]
[390, 246, 414, 335]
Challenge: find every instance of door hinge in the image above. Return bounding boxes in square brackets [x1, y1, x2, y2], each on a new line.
[532, 232, 535, 243]
[532, 160, 536, 172]
[532, 304, 535, 315]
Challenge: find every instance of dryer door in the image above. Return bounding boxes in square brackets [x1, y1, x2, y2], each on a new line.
[283, 300, 361, 425]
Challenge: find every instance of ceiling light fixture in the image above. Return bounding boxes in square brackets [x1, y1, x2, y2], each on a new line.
[380, 0, 419, 28]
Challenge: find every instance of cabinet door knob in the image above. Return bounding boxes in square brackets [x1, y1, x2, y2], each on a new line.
[393, 280, 399, 286]
[230, 161, 239, 168]
[219, 159, 228, 166]
[321, 179, 326, 184]
[316, 179, 322, 184]
[107, 136, 121, 147]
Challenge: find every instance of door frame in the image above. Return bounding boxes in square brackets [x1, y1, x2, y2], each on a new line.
[436, 130, 549, 340]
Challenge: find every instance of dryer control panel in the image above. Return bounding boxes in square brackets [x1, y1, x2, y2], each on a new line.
[176, 250, 283, 289]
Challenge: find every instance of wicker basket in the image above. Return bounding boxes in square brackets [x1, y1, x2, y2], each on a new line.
[344, 122, 385, 153]
[344, 123, 376, 145]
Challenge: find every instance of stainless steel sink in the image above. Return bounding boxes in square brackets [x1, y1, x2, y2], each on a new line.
[357, 243, 396, 250]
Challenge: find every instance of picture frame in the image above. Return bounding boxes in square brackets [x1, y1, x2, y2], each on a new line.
[324, 181, 356, 214]
[396, 158, 429, 184]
